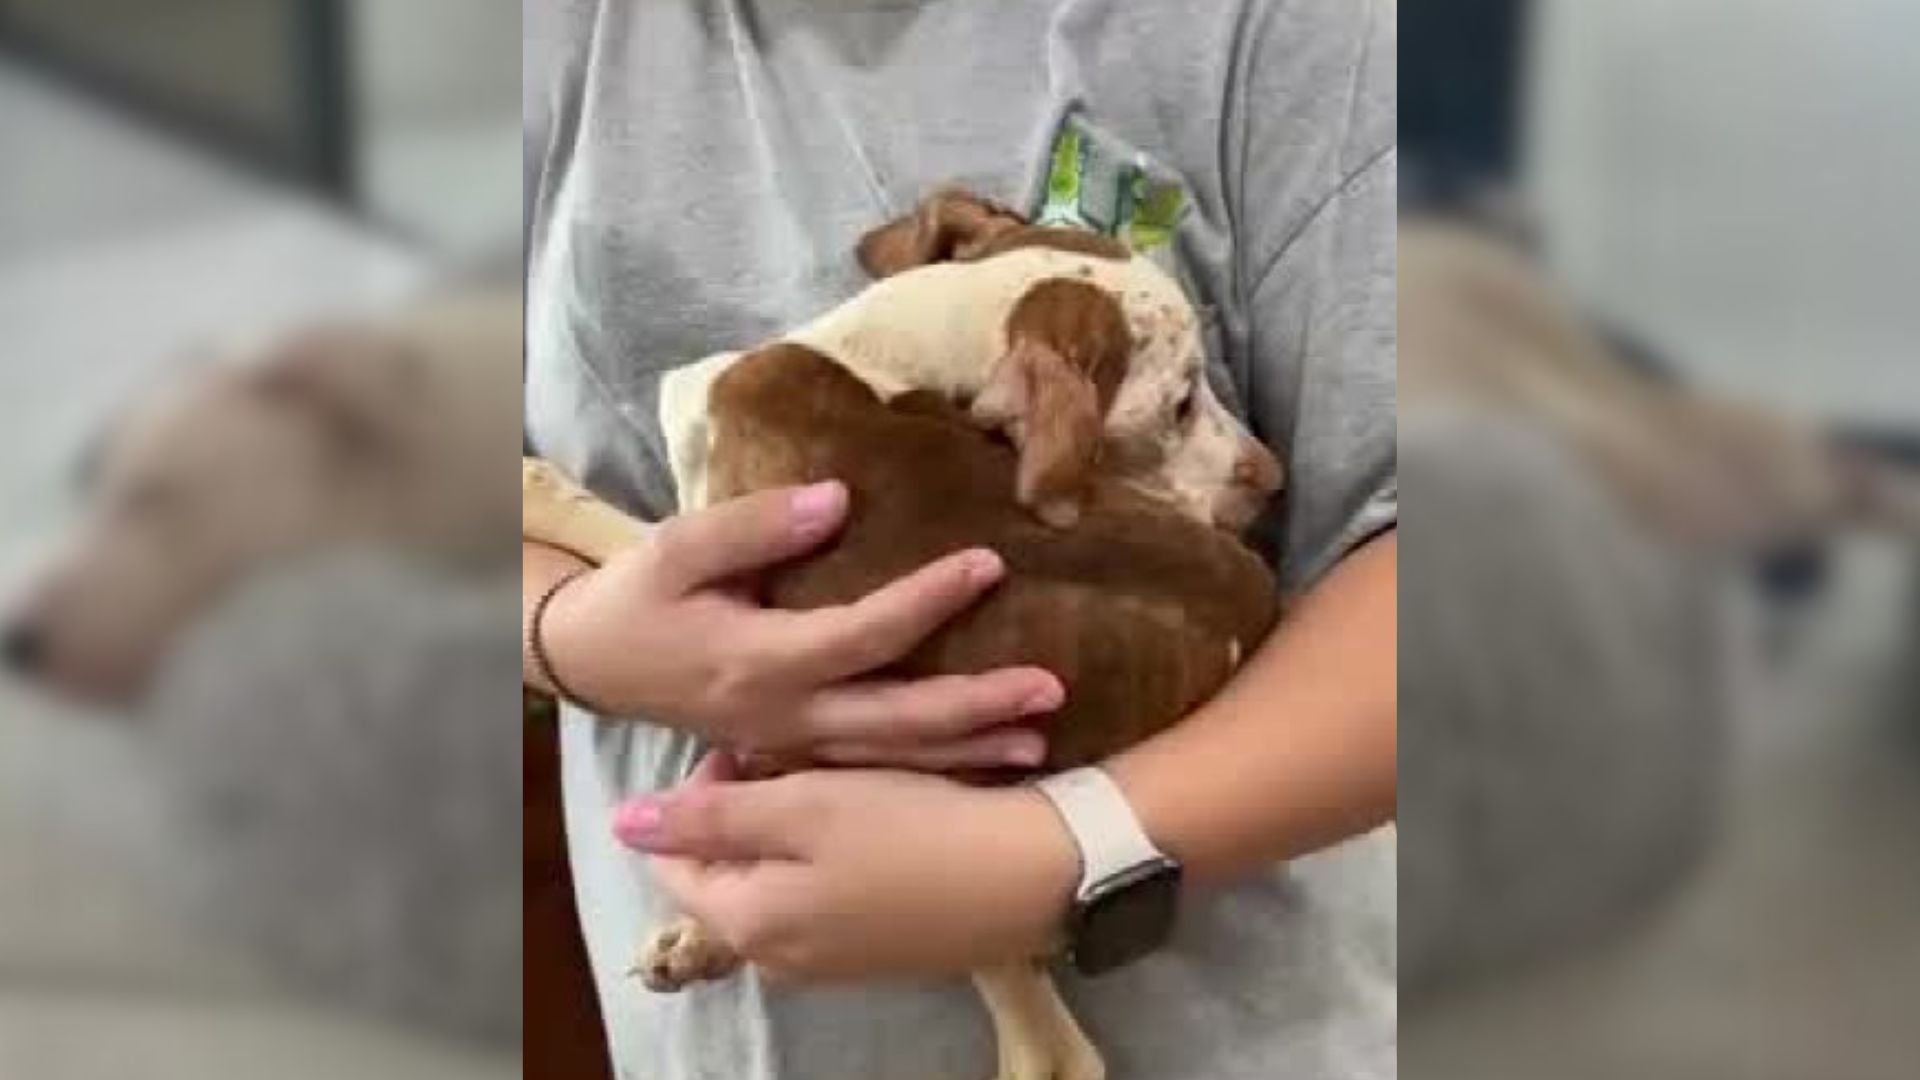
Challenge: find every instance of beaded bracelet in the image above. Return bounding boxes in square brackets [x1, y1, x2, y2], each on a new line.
[527, 570, 610, 715]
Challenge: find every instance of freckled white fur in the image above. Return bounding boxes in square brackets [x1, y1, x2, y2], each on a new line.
[658, 247, 1254, 522]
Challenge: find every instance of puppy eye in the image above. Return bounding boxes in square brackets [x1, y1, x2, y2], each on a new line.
[1173, 389, 1197, 425]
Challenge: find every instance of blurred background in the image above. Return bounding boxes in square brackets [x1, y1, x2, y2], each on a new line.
[1401, 2, 1919, 1078]
[0, 2, 520, 1078]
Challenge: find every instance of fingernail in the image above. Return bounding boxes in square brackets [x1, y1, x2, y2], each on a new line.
[963, 549, 1004, 586]
[1021, 679, 1064, 714]
[613, 798, 664, 847]
[790, 482, 846, 538]
[1006, 736, 1047, 767]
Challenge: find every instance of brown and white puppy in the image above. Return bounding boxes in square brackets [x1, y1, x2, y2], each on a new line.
[527, 192, 1288, 1080]
[664, 191, 1282, 531]
[524, 347, 1277, 1076]
[709, 345, 1277, 767]
[4, 290, 522, 703]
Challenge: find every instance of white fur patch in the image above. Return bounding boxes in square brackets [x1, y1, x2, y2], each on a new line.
[655, 245, 1253, 527]
[658, 351, 740, 512]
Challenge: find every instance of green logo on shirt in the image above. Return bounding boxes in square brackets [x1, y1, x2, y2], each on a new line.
[1035, 118, 1186, 255]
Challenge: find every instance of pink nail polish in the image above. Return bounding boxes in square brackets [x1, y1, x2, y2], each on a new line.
[1022, 681, 1064, 714]
[1008, 739, 1047, 767]
[613, 799, 664, 847]
[790, 482, 845, 537]
[966, 549, 1004, 586]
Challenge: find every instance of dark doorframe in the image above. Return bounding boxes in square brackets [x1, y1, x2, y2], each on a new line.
[1402, 0, 1531, 192]
[0, 0, 358, 203]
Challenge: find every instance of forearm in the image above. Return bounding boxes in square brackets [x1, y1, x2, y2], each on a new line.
[1108, 531, 1397, 883]
[523, 540, 592, 694]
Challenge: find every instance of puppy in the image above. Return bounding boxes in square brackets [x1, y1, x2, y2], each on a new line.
[712, 345, 1278, 767]
[4, 289, 522, 703]
[664, 190, 1282, 533]
[523, 350, 1276, 1078]
[524, 191, 1288, 1080]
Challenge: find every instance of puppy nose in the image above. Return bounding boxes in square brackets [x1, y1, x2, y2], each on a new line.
[2, 620, 45, 674]
[1232, 442, 1284, 498]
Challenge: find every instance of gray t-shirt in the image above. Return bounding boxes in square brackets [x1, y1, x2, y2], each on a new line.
[525, 2, 1397, 1078]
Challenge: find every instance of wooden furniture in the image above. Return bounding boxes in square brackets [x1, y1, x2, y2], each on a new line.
[524, 692, 612, 1080]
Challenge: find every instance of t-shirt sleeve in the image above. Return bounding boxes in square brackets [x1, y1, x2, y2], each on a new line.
[1247, 151, 1397, 590]
[1232, 0, 1397, 591]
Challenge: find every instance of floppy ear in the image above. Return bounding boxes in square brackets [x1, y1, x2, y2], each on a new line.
[972, 279, 1133, 527]
[972, 338, 1105, 528]
[855, 189, 1027, 278]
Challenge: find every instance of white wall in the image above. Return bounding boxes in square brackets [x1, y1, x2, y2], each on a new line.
[347, 0, 520, 258]
[1526, 0, 1920, 423]
[350, 0, 519, 123]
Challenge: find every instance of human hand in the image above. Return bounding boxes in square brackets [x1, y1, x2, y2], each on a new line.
[539, 480, 1063, 770]
[614, 752, 1078, 982]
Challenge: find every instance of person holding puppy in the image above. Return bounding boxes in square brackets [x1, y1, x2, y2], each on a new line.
[523, 2, 1396, 1078]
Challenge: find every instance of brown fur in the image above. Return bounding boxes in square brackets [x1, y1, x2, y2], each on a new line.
[708, 343, 1279, 774]
[846, 188, 1280, 532]
[970, 224, 1134, 264]
[856, 189, 1130, 279]
[974, 278, 1134, 525]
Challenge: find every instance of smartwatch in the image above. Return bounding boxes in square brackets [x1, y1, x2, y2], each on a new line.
[1034, 766, 1183, 976]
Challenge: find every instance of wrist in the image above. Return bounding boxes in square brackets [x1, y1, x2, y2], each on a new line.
[531, 567, 622, 715]
[1030, 765, 1188, 974]
[996, 786, 1081, 955]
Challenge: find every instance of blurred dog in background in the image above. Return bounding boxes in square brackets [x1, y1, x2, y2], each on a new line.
[1401, 212, 1920, 558]
[1, 287, 521, 703]
[1399, 188, 1920, 1000]
[0, 282, 528, 1046]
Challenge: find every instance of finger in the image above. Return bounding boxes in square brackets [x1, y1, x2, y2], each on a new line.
[799, 667, 1063, 745]
[683, 747, 744, 785]
[649, 854, 729, 910]
[612, 773, 810, 862]
[647, 481, 847, 594]
[649, 857, 766, 941]
[650, 857, 816, 969]
[813, 726, 1048, 771]
[755, 547, 1006, 683]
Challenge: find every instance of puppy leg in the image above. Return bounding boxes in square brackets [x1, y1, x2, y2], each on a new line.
[630, 916, 741, 992]
[972, 963, 1106, 1080]
[523, 474, 739, 994]
[523, 458, 648, 563]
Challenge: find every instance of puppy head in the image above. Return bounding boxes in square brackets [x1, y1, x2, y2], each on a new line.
[856, 188, 1028, 278]
[974, 278, 1284, 532]
[3, 326, 418, 703]
[1106, 309, 1283, 533]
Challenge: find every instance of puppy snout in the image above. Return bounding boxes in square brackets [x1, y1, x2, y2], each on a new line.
[2, 618, 45, 674]
[1209, 440, 1284, 532]
[1233, 441, 1284, 499]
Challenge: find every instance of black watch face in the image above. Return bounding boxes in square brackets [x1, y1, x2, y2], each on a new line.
[1070, 859, 1183, 976]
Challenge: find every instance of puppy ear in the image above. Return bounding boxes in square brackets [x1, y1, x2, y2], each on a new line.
[973, 339, 1105, 528]
[973, 279, 1133, 527]
[855, 189, 1026, 278]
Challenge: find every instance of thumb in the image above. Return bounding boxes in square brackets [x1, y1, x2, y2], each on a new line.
[647, 481, 847, 594]
[613, 761, 807, 863]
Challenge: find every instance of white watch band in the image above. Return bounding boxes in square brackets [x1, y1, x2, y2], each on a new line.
[1035, 766, 1169, 900]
